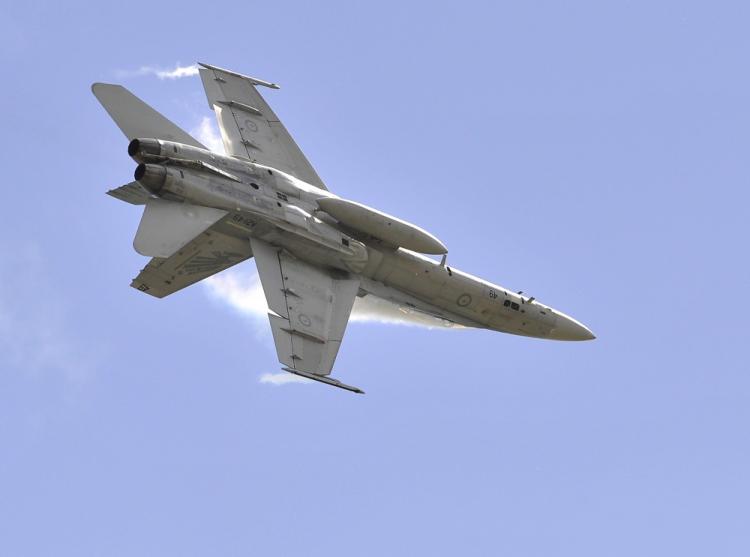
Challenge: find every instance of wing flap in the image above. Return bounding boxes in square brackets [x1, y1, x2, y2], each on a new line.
[248, 237, 288, 317]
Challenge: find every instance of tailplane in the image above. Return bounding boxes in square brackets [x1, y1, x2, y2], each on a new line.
[92, 83, 205, 148]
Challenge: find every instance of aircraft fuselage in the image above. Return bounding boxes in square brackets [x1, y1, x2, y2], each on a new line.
[130, 138, 594, 341]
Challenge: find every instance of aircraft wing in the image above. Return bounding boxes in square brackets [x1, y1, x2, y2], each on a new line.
[198, 62, 327, 190]
[132, 215, 252, 298]
[107, 181, 151, 205]
[250, 238, 361, 391]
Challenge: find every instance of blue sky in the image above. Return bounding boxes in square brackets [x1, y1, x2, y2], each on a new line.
[1, 1, 749, 555]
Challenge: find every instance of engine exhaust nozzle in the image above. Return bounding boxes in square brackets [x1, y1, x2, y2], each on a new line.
[128, 138, 161, 161]
[134, 163, 167, 194]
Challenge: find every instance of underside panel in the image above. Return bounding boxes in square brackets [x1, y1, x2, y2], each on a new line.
[133, 198, 227, 258]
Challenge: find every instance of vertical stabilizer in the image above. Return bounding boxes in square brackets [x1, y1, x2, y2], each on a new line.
[92, 83, 205, 148]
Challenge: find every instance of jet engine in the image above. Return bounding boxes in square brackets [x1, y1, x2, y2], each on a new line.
[134, 163, 167, 194]
[128, 138, 162, 162]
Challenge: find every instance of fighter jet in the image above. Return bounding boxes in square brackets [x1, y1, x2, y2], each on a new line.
[92, 62, 594, 394]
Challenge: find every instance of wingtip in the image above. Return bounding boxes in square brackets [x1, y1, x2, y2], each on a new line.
[281, 367, 365, 394]
[197, 62, 280, 89]
[91, 82, 124, 96]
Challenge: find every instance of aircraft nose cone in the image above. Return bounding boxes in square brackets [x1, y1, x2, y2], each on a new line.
[549, 313, 596, 341]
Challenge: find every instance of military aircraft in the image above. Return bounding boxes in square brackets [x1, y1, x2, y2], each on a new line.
[92, 62, 594, 394]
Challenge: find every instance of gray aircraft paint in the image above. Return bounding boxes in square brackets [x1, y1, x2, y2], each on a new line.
[94, 66, 594, 393]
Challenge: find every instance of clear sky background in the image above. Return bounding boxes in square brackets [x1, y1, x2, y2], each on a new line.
[1, 1, 748, 555]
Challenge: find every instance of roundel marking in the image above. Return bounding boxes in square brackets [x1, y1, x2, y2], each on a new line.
[298, 314, 312, 327]
[456, 294, 472, 307]
[244, 119, 259, 133]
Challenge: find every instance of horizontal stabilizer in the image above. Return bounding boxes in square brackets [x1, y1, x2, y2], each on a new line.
[107, 181, 151, 205]
[134, 198, 227, 258]
[92, 83, 205, 148]
[281, 368, 364, 394]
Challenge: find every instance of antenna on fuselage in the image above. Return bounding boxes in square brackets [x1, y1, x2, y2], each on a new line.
[516, 291, 536, 305]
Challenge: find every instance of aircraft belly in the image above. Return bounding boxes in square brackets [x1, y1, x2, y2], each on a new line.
[361, 248, 384, 278]
[360, 248, 497, 327]
[219, 215, 551, 339]
[366, 250, 444, 302]
[436, 273, 488, 322]
[247, 227, 368, 277]
[385, 267, 442, 301]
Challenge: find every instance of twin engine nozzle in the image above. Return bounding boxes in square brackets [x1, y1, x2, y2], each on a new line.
[128, 138, 161, 161]
[130, 138, 168, 194]
[134, 163, 167, 194]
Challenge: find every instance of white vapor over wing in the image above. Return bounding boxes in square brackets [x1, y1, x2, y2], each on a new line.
[259, 372, 312, 386]
[191, 117, 224, 153]
[350, 294, 461, 328]
[203, 269, 269, 337]
[155, 64, 200, 79]
[203, 268, 460, 329]
[115, 63, 200, 80]
[203, 267, 458, 387]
